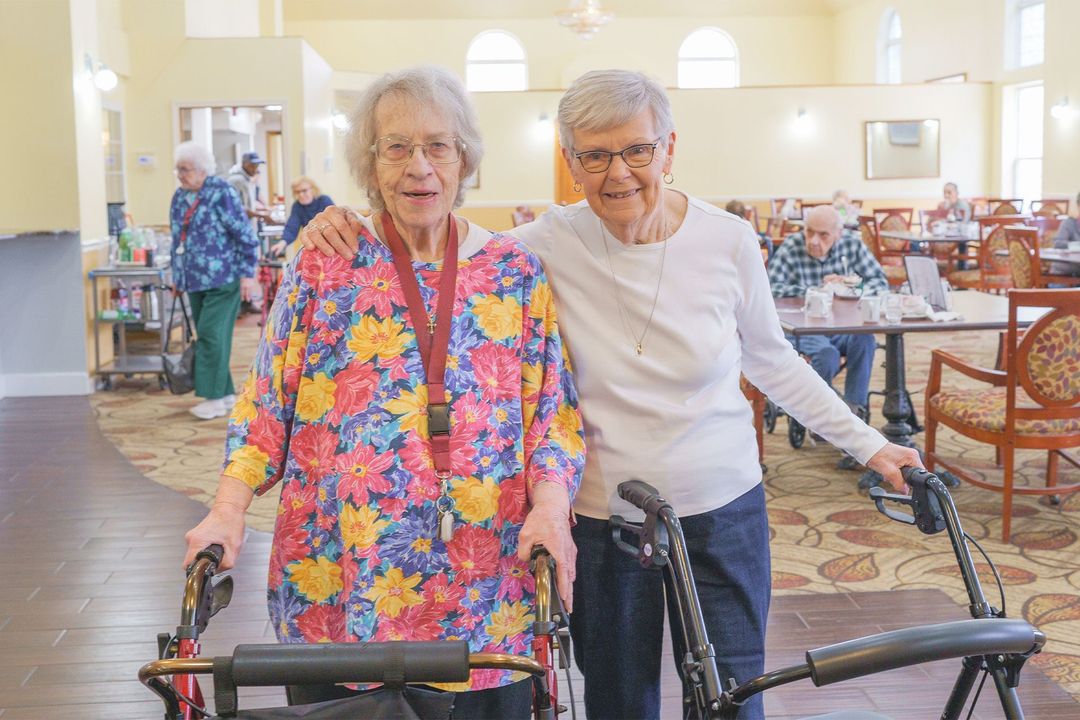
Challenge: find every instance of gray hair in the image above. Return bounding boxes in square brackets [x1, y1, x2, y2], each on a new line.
[557, 69, 675, 153]
[174, 141, 215, 175]
[344, 65, 483, 212]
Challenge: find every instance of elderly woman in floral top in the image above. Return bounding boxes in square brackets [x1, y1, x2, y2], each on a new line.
[170, 141, 260, 420]
[182, 66, 585, 718]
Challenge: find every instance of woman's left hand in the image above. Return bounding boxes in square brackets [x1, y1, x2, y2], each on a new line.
[865, 442, 924, 492]
[240, 277, 257, 302]
[517, 483, 577, 613]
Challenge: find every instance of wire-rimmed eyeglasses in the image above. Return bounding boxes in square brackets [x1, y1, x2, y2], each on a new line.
[572, 138, 662, 173]
[370, 135, 465, 166]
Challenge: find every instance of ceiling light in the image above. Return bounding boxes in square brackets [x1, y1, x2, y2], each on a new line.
[332, 111, 349, 131]
[264, 104, 283, 112]
[556, 0, 614, 40]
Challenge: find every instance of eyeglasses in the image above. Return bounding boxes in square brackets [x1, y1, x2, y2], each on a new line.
[572, 138, 661, 173]
[370, 135, 465, 166]
[175, 166, 198, 176]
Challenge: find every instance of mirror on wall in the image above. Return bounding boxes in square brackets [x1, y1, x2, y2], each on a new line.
[864, 119, 940, 180]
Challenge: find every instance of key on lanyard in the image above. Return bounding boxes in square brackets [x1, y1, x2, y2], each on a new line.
[436, 472, 455, 542]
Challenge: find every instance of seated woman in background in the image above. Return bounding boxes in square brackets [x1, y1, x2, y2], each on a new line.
[270, 175, 334, 256]
[832, 189, 861, 226]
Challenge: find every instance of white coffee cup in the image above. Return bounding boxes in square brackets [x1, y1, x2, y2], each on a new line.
[857, 295, 881, 323]
[805, 287, 832, 317]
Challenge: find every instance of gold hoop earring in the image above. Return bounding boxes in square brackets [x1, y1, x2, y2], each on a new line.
[663, 173, 674, 185]
[572, 182, 583, 193]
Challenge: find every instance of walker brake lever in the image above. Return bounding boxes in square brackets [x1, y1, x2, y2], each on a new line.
[610, 514, 669, 569]
[869, 479, 946, 535]
[869, 486, 917, 526]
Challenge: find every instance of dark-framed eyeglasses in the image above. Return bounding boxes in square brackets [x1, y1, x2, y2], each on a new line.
[370, 135, 465, 166]
[572, 138, 662, 173]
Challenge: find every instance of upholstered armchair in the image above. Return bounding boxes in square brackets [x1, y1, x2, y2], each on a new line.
[924, 288, 1080, 541]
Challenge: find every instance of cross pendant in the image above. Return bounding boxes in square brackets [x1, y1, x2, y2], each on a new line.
[428, 317, 436, 334]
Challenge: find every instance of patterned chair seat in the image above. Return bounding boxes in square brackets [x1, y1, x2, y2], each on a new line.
[882, 264, 907, 283]
[930, 387, 1080, 436]
[947, 268, 980, 287]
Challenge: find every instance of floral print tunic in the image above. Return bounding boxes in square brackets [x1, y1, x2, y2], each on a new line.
[223, 226, 585, 690]
[169, 176, 259, 292]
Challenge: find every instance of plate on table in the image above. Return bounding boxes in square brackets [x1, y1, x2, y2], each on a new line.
[832, 287, 862, 300]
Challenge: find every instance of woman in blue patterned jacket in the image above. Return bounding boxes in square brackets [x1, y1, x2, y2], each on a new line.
[170, 142, 260, 420]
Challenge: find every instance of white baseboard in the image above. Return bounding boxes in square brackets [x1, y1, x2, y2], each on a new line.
[0, 372, 94, 398]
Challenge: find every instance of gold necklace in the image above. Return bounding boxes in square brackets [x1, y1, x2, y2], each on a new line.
[600, 220, 668, 356]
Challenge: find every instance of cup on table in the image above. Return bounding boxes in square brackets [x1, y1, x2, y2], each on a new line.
[884, 293, 904, 324]
[857, 295, 881, 323]
[805, 286, 832, 318]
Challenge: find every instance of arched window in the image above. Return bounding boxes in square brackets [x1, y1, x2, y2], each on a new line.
[677, 27, 739, 89]
[876, 9, 902, 84]
[466, 30, 527, 92]
[1005, 0, 1045, 69]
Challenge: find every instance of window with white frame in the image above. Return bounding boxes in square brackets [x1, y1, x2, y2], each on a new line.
[876, 8, 902, 84]
[1003, 82, 1043, 202]
[677, 27, 739, 89]
[1006, 0, 1045, 69]
[466, 30, 527, 92]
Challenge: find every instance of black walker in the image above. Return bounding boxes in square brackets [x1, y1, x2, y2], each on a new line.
[610, 468, 1045, 719]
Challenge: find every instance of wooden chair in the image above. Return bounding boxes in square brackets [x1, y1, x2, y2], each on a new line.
[919, 208, 948, 231]
[947, 215, 1029, 292]
[800, 200, 832, 216]
[872, 208, 917, 255]
[858, 215, 906, 287]
[988, 198, 1024, 215]
[1005, 226, 1080, 289]
[1030, 198, 1070, 217]
[1029, 214, 1064, 247]
[924, 288, 1080, 541]
[742, 205, 761, 233]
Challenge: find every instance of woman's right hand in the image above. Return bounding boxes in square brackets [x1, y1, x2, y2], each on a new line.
[182, 504, 246, 571]
[301, 206, 363, 259]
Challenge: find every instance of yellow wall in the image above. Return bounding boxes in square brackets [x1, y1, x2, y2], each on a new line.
[123, 36, 310, 225]
[1042, 0, 1080, 196]
[285, 15, 837, 90]
[0, 0, 80, 232]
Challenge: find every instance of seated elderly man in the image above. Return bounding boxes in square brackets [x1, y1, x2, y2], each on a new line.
[768, 205, 889, 469]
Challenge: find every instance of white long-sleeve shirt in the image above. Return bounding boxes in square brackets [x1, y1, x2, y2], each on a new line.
[512, 196, 887, 521]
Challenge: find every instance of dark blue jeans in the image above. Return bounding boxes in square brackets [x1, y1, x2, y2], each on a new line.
[788, 333, 876, 409]
[569, 484, 771, 720]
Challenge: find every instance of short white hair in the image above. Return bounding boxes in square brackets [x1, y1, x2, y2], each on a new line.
[557, 69, 675, 152]
[344, 65, 484, 212]
[174, 142, 215, 175]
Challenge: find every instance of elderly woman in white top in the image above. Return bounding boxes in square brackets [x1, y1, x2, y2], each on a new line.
[302, 69, 920, 720]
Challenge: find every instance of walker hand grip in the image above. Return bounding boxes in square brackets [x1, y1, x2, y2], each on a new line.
[225, 641, 471, 686]
[197, 544, 224, 566]
[806, 619, 1044, 687]
[618, 480, 672, 516]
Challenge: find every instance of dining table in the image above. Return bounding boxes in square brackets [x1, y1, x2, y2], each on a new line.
[1040, 248, 1080, 267]
[774, 290, 1047, 489]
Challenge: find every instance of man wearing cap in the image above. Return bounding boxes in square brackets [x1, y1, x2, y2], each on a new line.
[226, 151, 272, 227]
[226, 151, 271, 313]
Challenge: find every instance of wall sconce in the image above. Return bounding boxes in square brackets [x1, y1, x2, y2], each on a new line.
[84, 53, 118, 92]
[332, 110, 350, 132]
[1050, 98, 1078, 120]
[532, 112, 554, 142]
[793, 107, 813, 133]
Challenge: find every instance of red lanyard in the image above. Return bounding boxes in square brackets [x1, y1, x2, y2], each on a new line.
[178, 197, 201, 250]
[381, 211, 459, 476]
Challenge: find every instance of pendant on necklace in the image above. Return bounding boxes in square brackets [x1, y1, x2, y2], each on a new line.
[427, 316, 436, 334]
[635, 343, 644, 356]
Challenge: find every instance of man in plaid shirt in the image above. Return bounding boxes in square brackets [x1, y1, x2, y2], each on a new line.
[768, 205, 888, 468]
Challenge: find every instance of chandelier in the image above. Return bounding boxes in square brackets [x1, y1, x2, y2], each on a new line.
[556, 0, 615, 40]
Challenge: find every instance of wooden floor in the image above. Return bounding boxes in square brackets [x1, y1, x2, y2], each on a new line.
[0, 397, 1076, 719]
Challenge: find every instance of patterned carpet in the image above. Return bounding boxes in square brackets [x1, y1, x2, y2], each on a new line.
[89, 311, 1080, 701]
